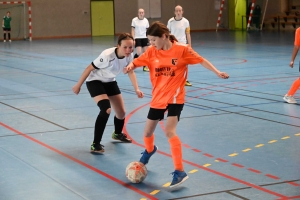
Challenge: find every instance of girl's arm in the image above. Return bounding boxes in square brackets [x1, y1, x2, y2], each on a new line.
[201, 59, 229, 79]
[72, 64, 94, 94]
[127, 70, 144, 98]
[123, 62, 136, 74]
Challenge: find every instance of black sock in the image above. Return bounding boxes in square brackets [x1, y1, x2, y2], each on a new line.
[93, 114, 109, 144]
[134, 53, 139, 59]
[114, 116, 124, 135]
[8, 33, 10, 40]
[4, 33, 6, 40]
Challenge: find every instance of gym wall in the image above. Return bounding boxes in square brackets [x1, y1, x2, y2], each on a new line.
[27, 0, 283, 39]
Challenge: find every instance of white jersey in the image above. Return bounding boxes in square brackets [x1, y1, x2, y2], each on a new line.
[131, 17, 149, 39]
[167, 17, 190, 44]
[86, 47, 133, 83]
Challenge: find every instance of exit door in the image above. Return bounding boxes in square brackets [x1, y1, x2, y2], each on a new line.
[91, 1, 114, 36]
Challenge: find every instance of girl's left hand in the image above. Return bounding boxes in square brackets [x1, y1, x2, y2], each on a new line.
[136, 89, 144, 98]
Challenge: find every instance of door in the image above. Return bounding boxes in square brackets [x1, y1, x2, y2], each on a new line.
[91, 1, 114, 36]
[235, 0, 247, 29]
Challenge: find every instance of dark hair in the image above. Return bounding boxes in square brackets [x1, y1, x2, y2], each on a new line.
[146, 21, 178, 42]
[117, 33, 134, 45]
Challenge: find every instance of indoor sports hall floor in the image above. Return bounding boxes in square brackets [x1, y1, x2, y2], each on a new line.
[0, 30, 300, 200]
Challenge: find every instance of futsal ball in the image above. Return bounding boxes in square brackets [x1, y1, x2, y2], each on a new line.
[125, 161, 147, 183]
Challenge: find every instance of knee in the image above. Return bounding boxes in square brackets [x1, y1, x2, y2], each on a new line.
[97, 99, 111, 116]
[165, 129, 176, 139]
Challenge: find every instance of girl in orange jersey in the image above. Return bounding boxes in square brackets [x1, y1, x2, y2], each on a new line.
[283, 27, 300, 104]
[124, 21, 229, 188]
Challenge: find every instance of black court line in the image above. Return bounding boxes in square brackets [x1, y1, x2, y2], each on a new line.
[0, 147, 89, 200]
[0, 102, 68, 130]
[167, 179, 300, 200]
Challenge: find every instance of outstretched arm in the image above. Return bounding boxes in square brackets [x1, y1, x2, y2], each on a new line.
[290, 45, 300, 68]
[127, 70, 144, 98]
[72, 64, 94, 94]
[123, 62, 136, 74]
[201, 59, 229, 79]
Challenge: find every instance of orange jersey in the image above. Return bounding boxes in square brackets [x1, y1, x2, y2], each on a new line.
[133, 42, 204, 108]
[295, 27, 300, 46]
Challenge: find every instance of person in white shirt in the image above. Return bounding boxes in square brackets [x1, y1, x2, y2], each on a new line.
[131, 8, 150, 72]
[72, 33, 144, 153]
[167, 5, 192, 86]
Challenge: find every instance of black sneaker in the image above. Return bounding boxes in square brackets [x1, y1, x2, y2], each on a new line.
[91, 143, 105, 153]
[112, 131, 132, 143]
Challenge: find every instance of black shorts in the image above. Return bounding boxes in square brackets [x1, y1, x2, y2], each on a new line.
[135, 38, 149, 48]
[147, 104, 184, 121]
[3, 28, 11, 31]
[86, 80, 121, 97]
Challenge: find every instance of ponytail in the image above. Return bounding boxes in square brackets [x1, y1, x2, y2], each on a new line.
[169, 35, 178, 42]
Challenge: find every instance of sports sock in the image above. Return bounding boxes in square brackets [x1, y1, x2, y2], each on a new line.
[8, 33, 10, 40]
[93, 100, 110, 144]
[287, 78, 300, 96]
[144, 134, 154, 153]
[114, 116, 124, 135]
[93, 113, 109, 144]
[3, 33, 6, 40]
[169, 135, 183, 171]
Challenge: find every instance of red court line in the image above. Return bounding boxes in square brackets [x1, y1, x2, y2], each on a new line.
[192, 148, 201, 152]
[216, 158, 228, 162]
[266, 174, 280, 180]
[247, 168, 262, 174]
[232, 163, 244, 168]
[203, 153, 214, 158]
[277, 196, 300, 200]
[123, 104, 288, 199]
[0, 122, 158, 200]
[286, 182, 300, 187]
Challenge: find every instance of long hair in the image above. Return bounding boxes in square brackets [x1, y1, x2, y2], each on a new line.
[117, 33, 134, 45]
[146, 21, 178, 42]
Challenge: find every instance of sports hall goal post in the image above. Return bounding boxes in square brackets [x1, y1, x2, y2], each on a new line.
[0, 1, 32, 41]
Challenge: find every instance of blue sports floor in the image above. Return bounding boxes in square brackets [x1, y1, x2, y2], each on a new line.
[0, 31, 300, 200]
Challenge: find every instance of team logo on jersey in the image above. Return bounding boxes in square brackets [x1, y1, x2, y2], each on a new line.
[172, 58, 178, 66]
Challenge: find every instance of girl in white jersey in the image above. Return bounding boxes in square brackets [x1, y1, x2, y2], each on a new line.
[131, 8, 150, 72]
[167, 5, 192, 86]
[73, 33, 144, 153]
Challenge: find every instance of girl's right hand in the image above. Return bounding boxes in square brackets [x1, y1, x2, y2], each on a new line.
[72, 84, 81, 95]
[289, 61, 294, 68]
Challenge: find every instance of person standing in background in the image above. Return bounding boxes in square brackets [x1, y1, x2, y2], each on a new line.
[131, 8, 150, 72]
[2, 11, 12, 42]
[167, 5, 192, 86]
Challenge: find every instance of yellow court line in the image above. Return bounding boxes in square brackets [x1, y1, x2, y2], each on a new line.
[281, 136, 290, 140]
[189, 169, 198, 174]
[228, 153, 238, 157]
[162, 182, 171, 187]
[203, 163, 211, 167]
[295, 133, 300, 136]
[215, 159, 219, 162]
[150, 190, 160, 195]
[268, 140, 277, 144]
[242, 148, 251, 152]
[140, 198, 147, 200]
[255, 144, 264, 148]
